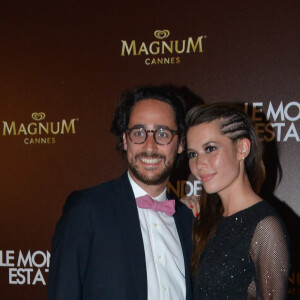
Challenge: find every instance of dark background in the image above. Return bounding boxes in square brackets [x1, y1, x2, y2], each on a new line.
[1, 1, 299, 299]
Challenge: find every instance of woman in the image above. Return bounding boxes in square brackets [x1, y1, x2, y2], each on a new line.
[184, 103, 289, 299]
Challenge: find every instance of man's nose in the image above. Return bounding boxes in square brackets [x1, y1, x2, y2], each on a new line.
[143, 132, 158, 151]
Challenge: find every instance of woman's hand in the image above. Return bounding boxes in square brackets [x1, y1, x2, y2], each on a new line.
[180, 196, 200, 217]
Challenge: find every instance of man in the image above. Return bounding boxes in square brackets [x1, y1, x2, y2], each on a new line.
[48, 85, 193, 300]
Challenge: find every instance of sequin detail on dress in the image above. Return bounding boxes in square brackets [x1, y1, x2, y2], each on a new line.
[192, 201, 289, 299]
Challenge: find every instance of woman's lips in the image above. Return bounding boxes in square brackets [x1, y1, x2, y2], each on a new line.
[200, 173, 215, 182]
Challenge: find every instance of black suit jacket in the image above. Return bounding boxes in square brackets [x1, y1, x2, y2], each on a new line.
[48, 172, 193, 300]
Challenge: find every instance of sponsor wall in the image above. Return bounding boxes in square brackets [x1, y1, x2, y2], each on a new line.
[1, 1, 299, 299]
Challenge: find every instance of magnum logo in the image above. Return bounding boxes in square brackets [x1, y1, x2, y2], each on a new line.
[153, 29, 170, 39]
[121, 29, 206, 65]
[31, 112, 46, 121]
[2, 112, 78, 145]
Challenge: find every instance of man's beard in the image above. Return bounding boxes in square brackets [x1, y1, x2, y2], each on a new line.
[127, 153, 174, 186]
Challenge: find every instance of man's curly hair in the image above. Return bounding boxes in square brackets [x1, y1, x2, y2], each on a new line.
[111, 84, 186, 165]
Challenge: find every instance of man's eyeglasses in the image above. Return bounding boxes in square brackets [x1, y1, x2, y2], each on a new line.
[126, 127, 178, 145]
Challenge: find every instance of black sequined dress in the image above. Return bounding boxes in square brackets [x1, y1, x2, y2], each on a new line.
[193, 201, 289, 300]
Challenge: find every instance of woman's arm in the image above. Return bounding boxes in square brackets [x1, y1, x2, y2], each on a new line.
[249, 216, 290, 299]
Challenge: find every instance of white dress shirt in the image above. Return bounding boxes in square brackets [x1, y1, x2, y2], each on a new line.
[128, 172, 186, 300]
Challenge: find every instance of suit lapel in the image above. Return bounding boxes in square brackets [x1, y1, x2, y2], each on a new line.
[173, 200, 193, 300]
[111, 173, 147, 300]
[110, 174, 192, 300]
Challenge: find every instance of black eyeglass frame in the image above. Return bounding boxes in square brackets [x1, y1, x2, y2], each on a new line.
[126, 127, 179, 145]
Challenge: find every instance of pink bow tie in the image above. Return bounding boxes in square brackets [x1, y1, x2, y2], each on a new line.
[135, 195, 175, 216]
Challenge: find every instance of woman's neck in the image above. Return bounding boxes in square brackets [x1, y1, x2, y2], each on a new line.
[219, 175, 262, 217]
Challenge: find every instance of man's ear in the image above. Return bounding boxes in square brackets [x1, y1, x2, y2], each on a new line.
[177, 138, 184, 154]
[123, 132, 128, 151]
[237, 138, 251, 160]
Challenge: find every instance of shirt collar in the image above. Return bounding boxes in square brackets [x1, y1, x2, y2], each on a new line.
[127, 171, 167, 202]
